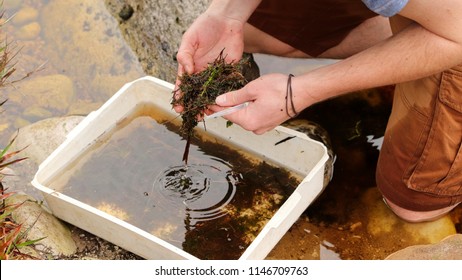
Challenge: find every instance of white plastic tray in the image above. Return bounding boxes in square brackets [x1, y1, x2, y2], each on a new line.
[32, 76, 328, 260]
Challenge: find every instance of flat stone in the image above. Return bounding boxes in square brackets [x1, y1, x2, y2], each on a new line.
[12, 6, 39, 26]
[7, 116, 84, 198]
[10, 74, 75, 114]
[7, 192, 77, 257]
[386, 234, 462, 259]
[362, 188, 457, 245]
[12, 115, 84, 165]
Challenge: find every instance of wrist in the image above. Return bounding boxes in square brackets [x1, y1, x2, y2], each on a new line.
[291, 75, 321, 113]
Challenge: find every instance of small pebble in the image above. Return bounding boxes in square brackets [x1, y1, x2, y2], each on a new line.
[119, 4, 134, 21]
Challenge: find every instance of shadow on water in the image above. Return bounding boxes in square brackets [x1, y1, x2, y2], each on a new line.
[301, 87, 393, 225]
[253, 55, 393, 226]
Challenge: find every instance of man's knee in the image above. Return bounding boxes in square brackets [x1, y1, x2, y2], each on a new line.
[319, 16, 392, 58]
[383, 198, 459, 223]
[243, 23, 310, 58]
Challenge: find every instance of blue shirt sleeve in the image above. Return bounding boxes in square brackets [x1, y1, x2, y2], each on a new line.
[362, 0, 409, 17]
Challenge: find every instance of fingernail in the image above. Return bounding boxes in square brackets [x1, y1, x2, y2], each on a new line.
[216, 95, 226, 105]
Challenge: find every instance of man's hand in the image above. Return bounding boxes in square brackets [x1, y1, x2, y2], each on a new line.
[209, 74, 314, 135]
[173, 13, 245, 113]
[174, 0, 262, 113]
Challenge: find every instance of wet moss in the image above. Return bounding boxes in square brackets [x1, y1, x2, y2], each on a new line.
[172, 50, 248, 163]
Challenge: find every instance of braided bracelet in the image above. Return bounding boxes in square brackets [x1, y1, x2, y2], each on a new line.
[285, 74, 298, 118]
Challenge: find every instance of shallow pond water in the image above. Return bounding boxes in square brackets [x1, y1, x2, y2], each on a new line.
[1, 0, 460, 260]
[47, 109, 299, 259]
[0, 0, 144, 146]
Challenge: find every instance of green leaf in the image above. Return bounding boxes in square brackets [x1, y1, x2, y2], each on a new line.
[226, 120, 234, 128]
[16, 237, 47, 248]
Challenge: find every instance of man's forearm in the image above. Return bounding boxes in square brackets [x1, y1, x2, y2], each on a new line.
[206, 0, 262, 23]
[294, 0, 462, 108]
[295, 22, 462, 110]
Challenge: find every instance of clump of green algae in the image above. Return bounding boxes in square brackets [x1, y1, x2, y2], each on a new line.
[172, 51, 248, 163]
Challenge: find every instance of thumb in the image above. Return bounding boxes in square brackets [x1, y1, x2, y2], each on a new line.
[215, 88, 249, 106]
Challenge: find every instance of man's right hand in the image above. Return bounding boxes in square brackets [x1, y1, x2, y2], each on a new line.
[173, 0, 262, 113]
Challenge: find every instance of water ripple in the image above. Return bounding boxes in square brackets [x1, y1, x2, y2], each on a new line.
[153, 159, 239, 225]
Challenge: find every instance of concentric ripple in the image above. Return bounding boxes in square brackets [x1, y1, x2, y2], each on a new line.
[153, 159, 240, 225]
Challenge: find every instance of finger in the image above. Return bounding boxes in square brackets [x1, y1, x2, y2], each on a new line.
[215, 89, 249, 107]
[177, 63, 185, 79]
[174, 64, 184, 92]
[172, 89, 184, 113]
[173, 104, 184, 113]
[207, 104, 223, 113]
[204, 108, 214, 116]
[176, 46, 195, 74]
[253, 128, 269, 135]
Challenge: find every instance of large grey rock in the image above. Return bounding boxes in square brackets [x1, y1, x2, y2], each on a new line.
[6, 192, 77, 257]
[362, 188, 457, 245]
[8, 116, 84, 197]
[386, 234, 462, 260]
[13, 116, 85, 165]
[105, 0, 209, 82]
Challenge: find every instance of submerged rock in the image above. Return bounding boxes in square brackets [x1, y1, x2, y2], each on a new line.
[362, 188, 456, 245]
[9, 74, 75, 115]
[11, 6, 39, 26]
[40, 0, 143, 101]
[16, 21, 41, 40]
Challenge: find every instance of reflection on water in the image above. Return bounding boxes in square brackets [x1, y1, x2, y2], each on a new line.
[366, 135, 383, 151]
[320, 240, 341, 260]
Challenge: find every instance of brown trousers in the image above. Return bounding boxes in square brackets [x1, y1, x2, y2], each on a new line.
[248, 0, 376, 56]
[377, 66, 462, 211]
[249, 0, 462, 211]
